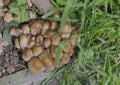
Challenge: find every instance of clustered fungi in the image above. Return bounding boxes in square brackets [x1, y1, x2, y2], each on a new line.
[10, 15, 80, 73]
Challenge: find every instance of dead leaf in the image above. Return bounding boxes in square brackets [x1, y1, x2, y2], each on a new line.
[30, 0, 53, 15]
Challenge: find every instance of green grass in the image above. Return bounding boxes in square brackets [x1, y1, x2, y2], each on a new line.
[42, 0, 120, 85]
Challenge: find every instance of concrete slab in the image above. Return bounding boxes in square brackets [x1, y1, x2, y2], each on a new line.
[0, 69, 51, 85]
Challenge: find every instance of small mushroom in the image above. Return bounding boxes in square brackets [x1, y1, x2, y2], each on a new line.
[61, 23, 72, 39]
[3, 12, 13, 22]
[21, 24, 30, 34]
[31, 35, 36, 41]
[32, 45, 43, 56]
[10, 27, 22, 37]
[61, 53, 70, 64]
[41, 22, 50, 35]
[52, 14, 60, 18]
[28, 58, 45, 73]
[43, 31, 55, 38]
[50, 22, 59, 30]
[70, 33, 81, 45]
[22, 48, 33, 61]
[26, 34, 31, 40]
[30, 21, 41, 35]
[63, 42, 72, 53]
[52, 36, 61, 45]
[44, 38, 51, 48]
[70, 33, 77, 46]
[27, 40, 35, 48]
[36, 34, 43, 44]
[68, 47, 74, 56]
[51, 45, 57, 58]
[39, 51, 55, 70]
[14, 38, 20, 49]
[51, 45, 62, 59]
[19, 34, 29, 49]
[58, 60, 64, 68]
[28, 19, 36, 26]
[46, 48, 51, 57]
[50, 14, 59, 30]
[37, 19, 45, 25]
[70, 41, 76, 46]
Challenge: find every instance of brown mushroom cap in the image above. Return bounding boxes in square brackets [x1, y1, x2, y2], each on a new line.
[43, 31, 55, 38]
[36, 34, 43, 44]
[28, 58, 45, 73]
[68, 47, 74, 56]
[52, 14, 60, 18]
[22, 24, 30, 34]
[61, 23, 72, 39]
[63, 42, 72, 53]
[31, 35, 36, 41]
[14, 38, 20, 49]
[32, 45, 43, 56]
[58, 60, 64, 68]
[41, 22, 50, 35]
[22, 48, 33, 61]
[27, 40, 35, 48]
[70, 33, 81, 46]
[51, 45, 62, 59]
[28, 19, 36, 26]
[43, 38, 51, 48]
[39, 51, 55, 70]
[30, 21, 41, 35]
[50, 22, 59, 30]
[19, 34, 29, 49]
[52, 35, 61, 46]
[3, 12, 13, 22]
[10, 27, 22, 37]
[61, 53, 70, 64]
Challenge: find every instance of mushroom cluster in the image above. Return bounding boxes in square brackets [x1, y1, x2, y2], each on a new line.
[10, 18, 80, 73]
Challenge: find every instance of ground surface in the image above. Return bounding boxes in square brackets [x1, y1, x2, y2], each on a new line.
[0, 0, 120, 85]
[0, 18, 25, 77]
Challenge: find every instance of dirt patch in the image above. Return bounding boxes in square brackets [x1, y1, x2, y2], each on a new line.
[0, 17, 26, 77]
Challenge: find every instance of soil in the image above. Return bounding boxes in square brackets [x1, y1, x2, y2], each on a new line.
[0, 17, 26, 77]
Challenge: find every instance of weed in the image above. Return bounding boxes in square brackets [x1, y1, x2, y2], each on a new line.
[43, 0, 120, 85]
